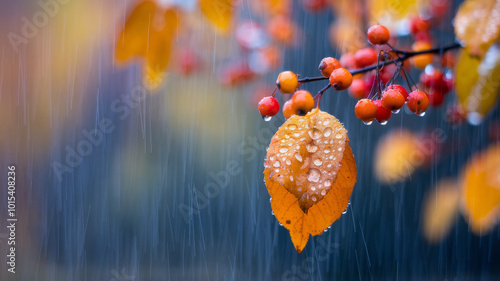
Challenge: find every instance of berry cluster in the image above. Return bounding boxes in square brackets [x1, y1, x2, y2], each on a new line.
[257, 23, 460, 124]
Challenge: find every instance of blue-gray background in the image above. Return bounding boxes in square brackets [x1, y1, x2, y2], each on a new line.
[1, 0, 499, 280]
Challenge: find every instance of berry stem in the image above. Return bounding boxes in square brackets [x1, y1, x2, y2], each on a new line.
[296, 42, 461, 84]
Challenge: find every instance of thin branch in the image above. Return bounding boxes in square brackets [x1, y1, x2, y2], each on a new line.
[296, 42, 461, 83]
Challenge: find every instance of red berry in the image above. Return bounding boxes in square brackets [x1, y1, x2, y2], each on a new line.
[414, 31, 433, 43]
[386, 84, 409, 100]
[348, 79, 367, 100]
[339, 53, 357, 70]
[427, 89, 445, 107]
[354, 48, 378, 68]
[329, 68, 353, 90]
[381, 89, 406, 111]
[420, 70, 450, 94]
[410, 17, 431, 34]
[258, 96, 280, 117]
[276, 71, 298, 94]
[301, 0, 328, 12]
[291, 90, 315, 115]
[318, 57, 341, 78]
[373, 100, 392, 123]
[355, 99, 378, 123]
[407, 90, 429, 115]
[446, 105, 466, 125]
[367, 24, 390, 45]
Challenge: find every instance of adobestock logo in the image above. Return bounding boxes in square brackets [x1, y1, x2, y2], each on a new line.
[52, 86, 148, 182]
[8, 0, 70, 53]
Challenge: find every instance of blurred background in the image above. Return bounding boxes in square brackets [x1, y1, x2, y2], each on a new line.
[1, 0, 500, 280]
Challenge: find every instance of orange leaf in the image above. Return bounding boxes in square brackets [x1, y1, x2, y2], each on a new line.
[374, 130, 420, 184]
[115, 1, 156, 62]
[454, 0, 500, 56]
[264, 109, 356, 253]
[116, 2, 179, 88]
[422, 179, 460, 244]
[199, 0, 235, 32]
[461, 144, 500, 235]
[145, 9, 179, 75]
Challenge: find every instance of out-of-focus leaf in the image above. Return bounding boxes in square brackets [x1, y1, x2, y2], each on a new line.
[115, 1, 156, 62]
[454, 0, 500, 56]
[329, 19, 365, 54]
[144, 9, 179, 86]
[374, 130, 420, 184]
[199, 0, 235, 32]
[455, 45, 500, 124]
[367, 0, 417, 26]
[264, 109, 356, 253]
[116, 2, 179, 89]
[422, 179, 460, 244]
[461, 144, 500, 235]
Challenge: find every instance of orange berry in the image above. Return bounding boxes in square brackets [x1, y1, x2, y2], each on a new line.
[318, 57, 341, 78]
[407, 90, 429, 115]
[411, 41, 433, 69]
[386, 84, 409, 100]
[381, 89, 406, 111]
[329, 68, 353, 91]
[276, 71, 298, 94]
[283, 100, 295, 119]
[354, 48, 378, 68]
[348, 79, 367, 100]
[291, 90, 315, 115]
[367, 24, 390, 45]
[355, 99, 378, 123]
[268, 16, 295, 45]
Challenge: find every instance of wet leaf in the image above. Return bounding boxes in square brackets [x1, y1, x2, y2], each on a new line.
[461, 144, 500, 235]
[200, 0, 235, 32]
[264, 109, 356, 253]
[422, 179, 460, 244]
[454, 0, 500, 56]
[455, 45, 500, 123]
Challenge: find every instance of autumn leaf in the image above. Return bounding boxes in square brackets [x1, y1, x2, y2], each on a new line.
[461, 144, 500, 235]
[422, 179, 460, 244]
[454, 0, 500, 56]
[115, 1, 156, 62]
[264, 109, 356, 253]
[455, 45, 500, 123]
[367, 0, 417, 28]
[374, 130, 420, 184]
[200, 0, 235, 32]
[116, 2, 179, 88]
